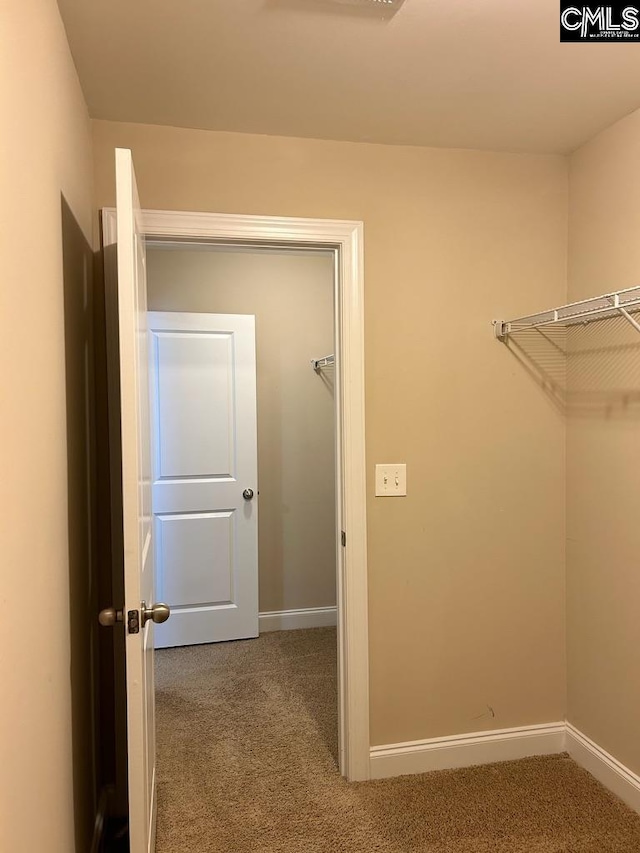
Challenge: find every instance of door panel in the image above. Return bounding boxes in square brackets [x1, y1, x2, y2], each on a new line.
[155, 332, 235, 478]
[156, 511, 234, 606]
[114, 148, 158, 853]
[149, 312, 258, 648]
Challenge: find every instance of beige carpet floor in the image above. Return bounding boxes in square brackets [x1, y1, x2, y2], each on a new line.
[155, 628, 640, 852]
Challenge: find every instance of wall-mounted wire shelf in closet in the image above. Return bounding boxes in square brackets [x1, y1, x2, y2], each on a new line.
[493, 285, 640, 340]
[311, 354, 335, 371]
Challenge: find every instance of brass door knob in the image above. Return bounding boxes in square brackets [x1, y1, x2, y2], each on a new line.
[141, 602, 171, 627]
[98, 607, 123, 627]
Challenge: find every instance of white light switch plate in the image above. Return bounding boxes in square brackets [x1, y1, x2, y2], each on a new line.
[375, 464, 407, 497]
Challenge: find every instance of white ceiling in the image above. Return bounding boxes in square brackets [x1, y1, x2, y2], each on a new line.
[57, 0, 640, 154]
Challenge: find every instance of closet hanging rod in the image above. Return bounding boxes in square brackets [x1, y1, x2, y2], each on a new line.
[311, 354, 335, 371]
[493, 284, 640, 340]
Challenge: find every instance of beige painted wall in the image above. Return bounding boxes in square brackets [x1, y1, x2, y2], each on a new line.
[567, 107, 640, 775]
[92, 120, 568, 746]
[146, 246, 336, 613]
[0, 1, 94, 851]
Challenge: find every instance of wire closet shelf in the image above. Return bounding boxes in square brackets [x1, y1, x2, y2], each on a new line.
[493, 285, 640, 340]
[311, 354, 335, 371]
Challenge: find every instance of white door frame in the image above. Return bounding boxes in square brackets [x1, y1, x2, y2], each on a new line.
[103, 207, 370, 782]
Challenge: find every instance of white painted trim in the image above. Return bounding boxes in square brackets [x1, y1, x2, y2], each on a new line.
[566, 723, 640, 814]
[259, 606, 337, 632]
[369, 722, 566, 780]
[102, 204, 370, 781]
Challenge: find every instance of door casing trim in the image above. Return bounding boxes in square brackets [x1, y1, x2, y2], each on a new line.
[102, 208, 370, 781]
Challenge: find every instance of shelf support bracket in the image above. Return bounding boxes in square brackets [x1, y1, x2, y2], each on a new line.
[606, 295, 640, 336]
[617, 306, 640, 336]
[493, 320, 508, 341]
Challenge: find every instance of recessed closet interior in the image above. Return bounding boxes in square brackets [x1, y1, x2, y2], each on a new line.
[88, 113, 640, 784]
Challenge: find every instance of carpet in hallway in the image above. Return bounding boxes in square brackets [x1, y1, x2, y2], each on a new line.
[155, 627, 640, 852]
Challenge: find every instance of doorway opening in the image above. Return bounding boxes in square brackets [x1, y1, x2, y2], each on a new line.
[136, 209, 369, 781]
[147, 243, 338, 642]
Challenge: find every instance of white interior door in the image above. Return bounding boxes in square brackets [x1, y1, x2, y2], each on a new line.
[115, 148, 161, 853]
[148, 311, 259, 648]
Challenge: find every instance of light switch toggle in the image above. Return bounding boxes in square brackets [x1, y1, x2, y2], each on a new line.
[375, 464, 407, 496]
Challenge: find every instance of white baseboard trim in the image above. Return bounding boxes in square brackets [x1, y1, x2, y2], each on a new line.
[566, 723, 640, 814]
[369, 722, 566, 780]
[370, 720, 640, 816]
[259, 606, 337, 633]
